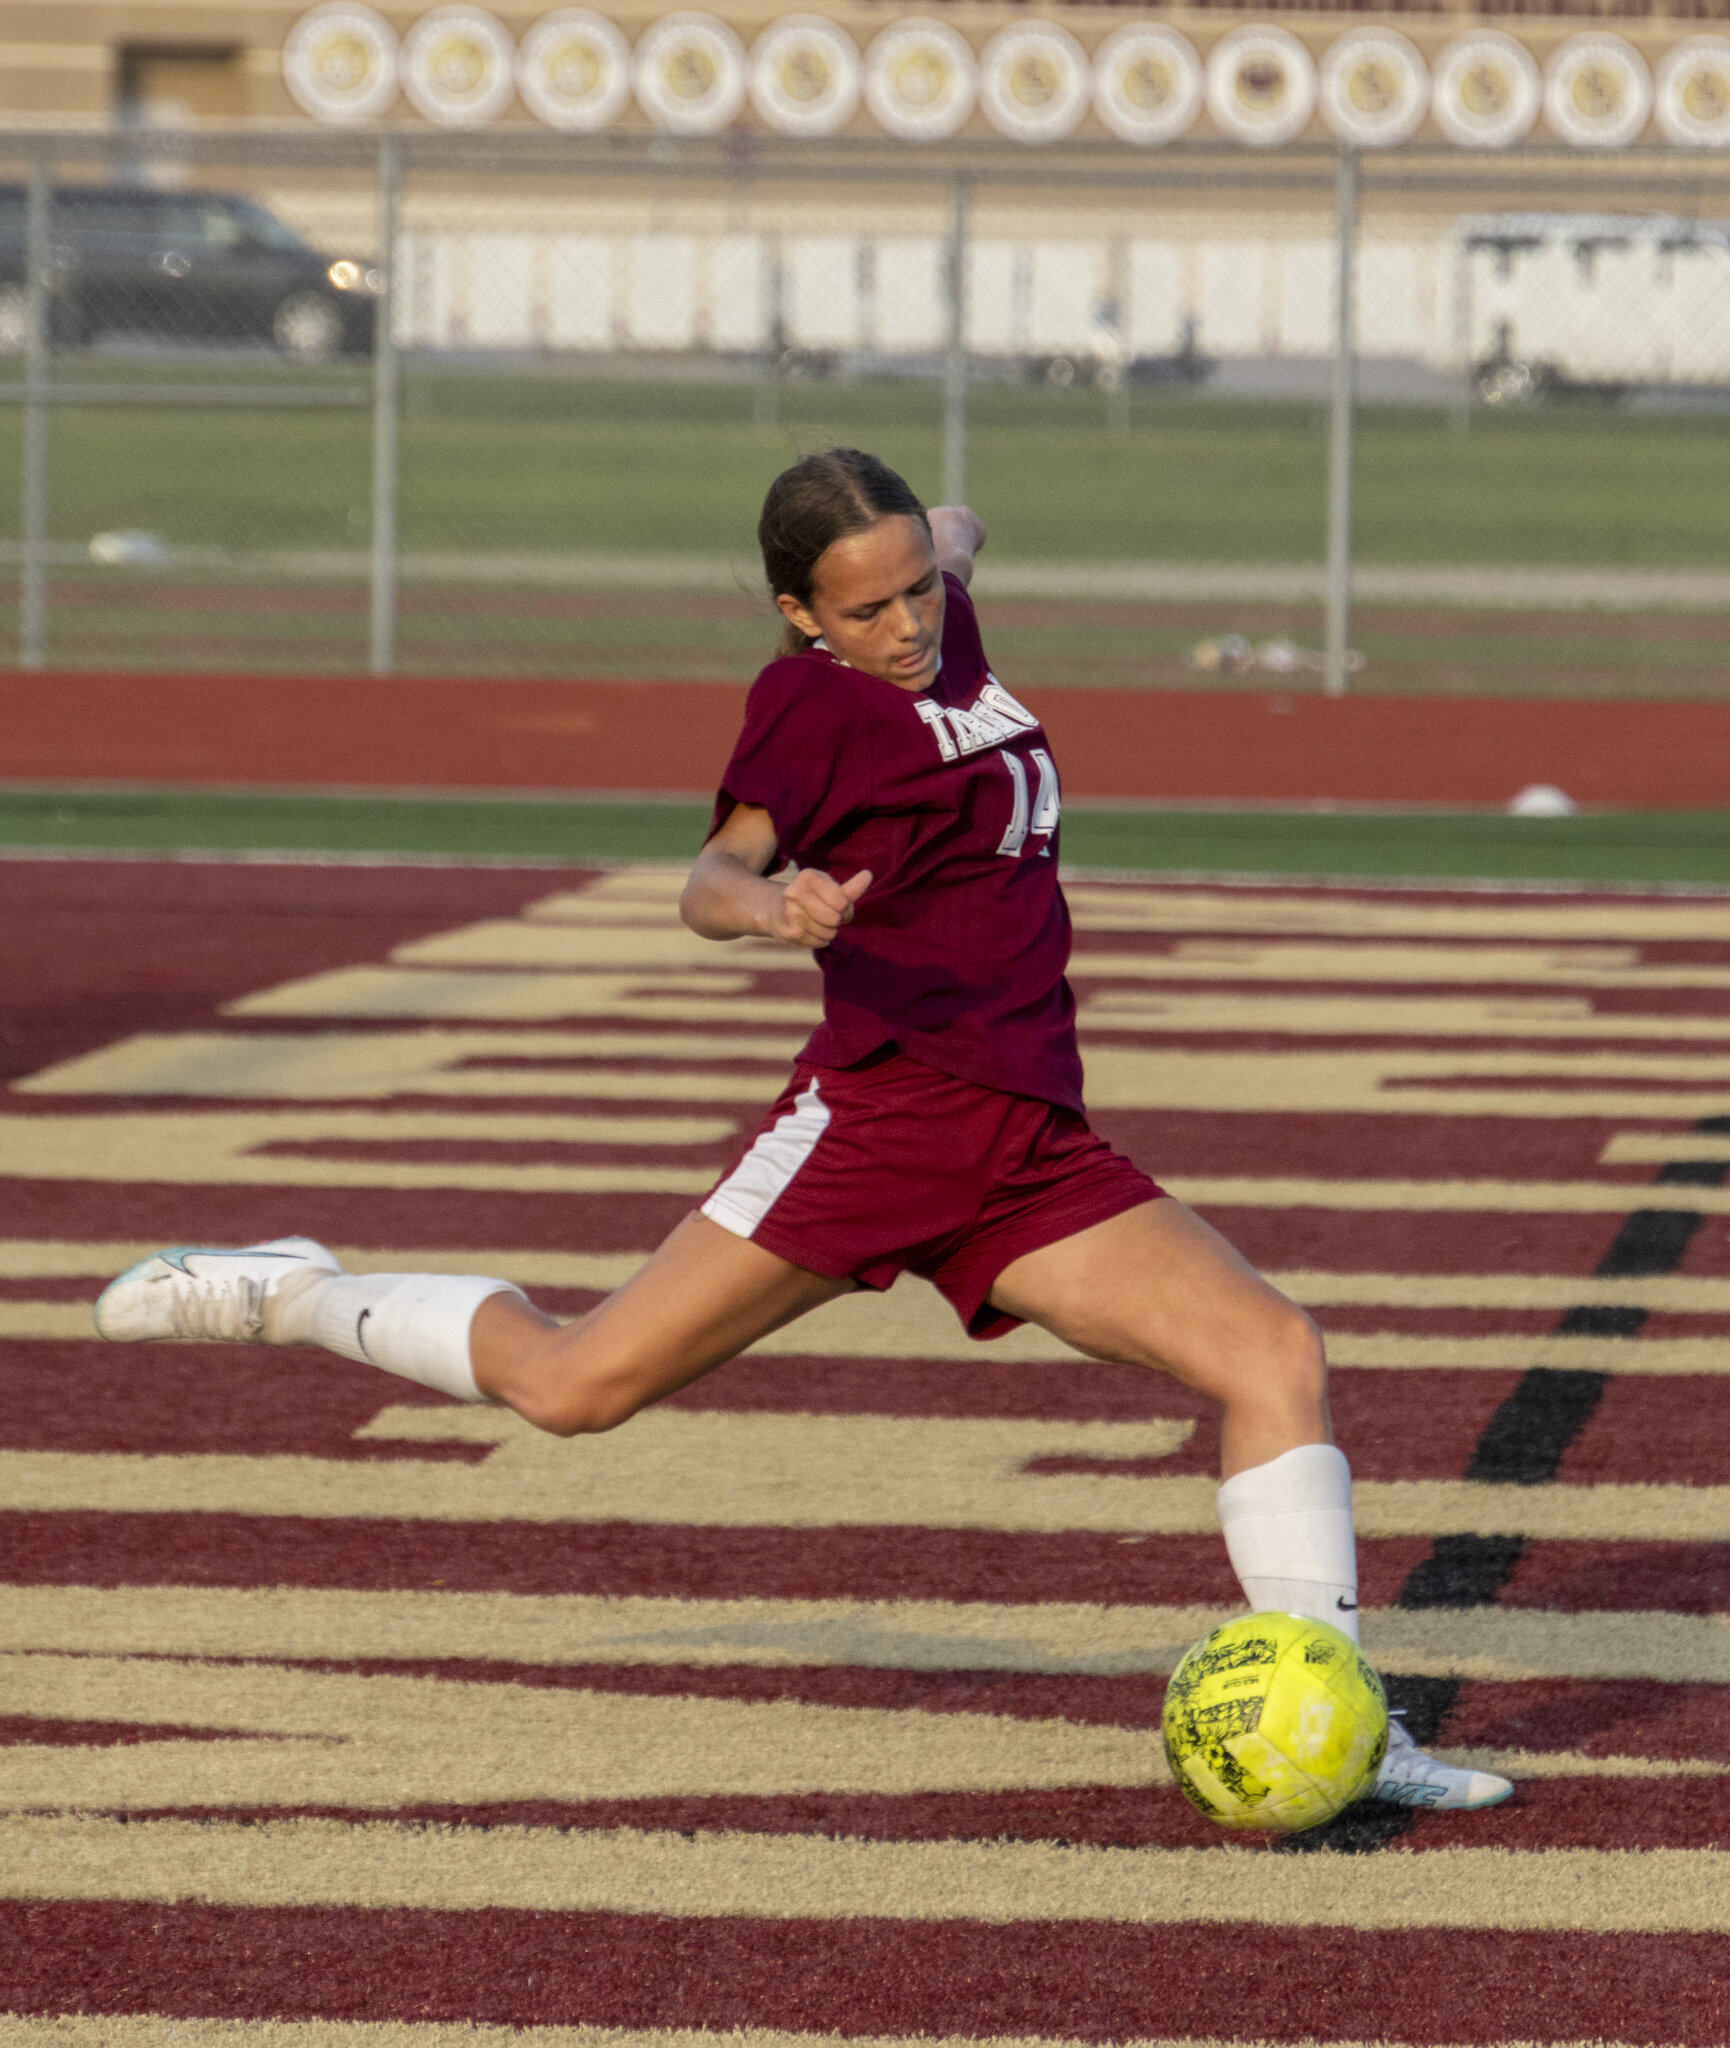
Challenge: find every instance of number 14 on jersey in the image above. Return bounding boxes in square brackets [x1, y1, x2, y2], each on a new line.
[997, 749, 1060, 859]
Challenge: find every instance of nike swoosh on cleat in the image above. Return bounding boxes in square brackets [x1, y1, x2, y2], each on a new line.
[161, 1248, 302, 1275]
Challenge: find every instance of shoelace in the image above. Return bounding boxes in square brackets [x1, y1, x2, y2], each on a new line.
[171, 1272, 266, 1342]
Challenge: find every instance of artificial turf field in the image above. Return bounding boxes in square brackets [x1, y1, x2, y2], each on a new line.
[5, 849, 1730, 2039]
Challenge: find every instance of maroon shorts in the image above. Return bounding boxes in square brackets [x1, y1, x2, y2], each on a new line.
[700, 1049, 1164, 1339]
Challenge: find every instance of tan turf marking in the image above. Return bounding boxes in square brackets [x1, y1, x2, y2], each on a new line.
[1080, 1047, 1730, 1120]
[1447, 1749, 1730, 1781]
[0, 1652, 1167, 1812]
[0, 1411, 1203, 1532]
[0, 1112, 723, 1195]
[226, 968, 825, 1025]
[3, 1585, 1726, 1684]
[1079, 992, 1730, 1040]
[1272, 1270, 1730, 1313]
[0, 1240, 646, 1290]
[1603, 1132, 1730, 1164]
[574, 870, 690, 900]
[2, 1816, 1726, 1931]
[1172, 1179, 1730, 1216]
[0, 1411, 1721, 1538]
[1324, 1334, 1730, 1374]
[1096, 941, 1730, 991]
[392, 924, 820, 973]
[1061, 887, 1730, 944]
[0, 2027, 1694, 2048]
[17, 1032, 793, 1103]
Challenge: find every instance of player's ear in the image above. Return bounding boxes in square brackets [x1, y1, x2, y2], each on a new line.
[775, 591, 823, 641]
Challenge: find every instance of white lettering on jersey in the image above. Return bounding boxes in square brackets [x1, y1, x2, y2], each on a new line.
[916, 677, 1042, 763]
[914, 698, 958, 761]
[980, 677, 1041, 730]
[997, 747, 1061, 859]
[995, 752, 1031, 856]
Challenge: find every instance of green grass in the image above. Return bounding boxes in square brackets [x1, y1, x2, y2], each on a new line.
[6, 369, 1730, 568]
[5, 786, 1728, 886]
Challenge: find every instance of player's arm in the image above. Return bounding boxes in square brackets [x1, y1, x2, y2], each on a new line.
[928, 505, 987, 588]
[681, 802, 870, 950]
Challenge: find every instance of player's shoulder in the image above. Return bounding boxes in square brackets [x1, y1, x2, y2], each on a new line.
[742, 647, 867, 740]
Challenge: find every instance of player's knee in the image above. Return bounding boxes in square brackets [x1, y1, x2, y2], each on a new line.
[492, 1345, 643, 1437]
[511, 1379, 642, 1437]
[1262, 1299, 1327, 1410]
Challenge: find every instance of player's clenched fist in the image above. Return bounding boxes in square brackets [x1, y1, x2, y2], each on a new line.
[768, 867, 872, 949]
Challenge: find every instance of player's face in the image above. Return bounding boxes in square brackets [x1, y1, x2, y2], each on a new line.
[780, 515, 946, 692]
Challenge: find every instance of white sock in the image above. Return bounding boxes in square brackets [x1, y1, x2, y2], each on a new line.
[294, 1272, 525, 1404]
[1216, 1442, 1361, 1644]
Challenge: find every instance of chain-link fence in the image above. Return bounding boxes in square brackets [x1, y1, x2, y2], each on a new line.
[7, 124, 1730, 697]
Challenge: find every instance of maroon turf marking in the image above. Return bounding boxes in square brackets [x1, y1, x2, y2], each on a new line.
[1501, 1540, 1730, 1615]
[108, 1776, 1730, 1853]
[0, 1510, 1434, 1609]
[1447, 1677, 1730, 1764]
[5, 1904, 1730, 2039]
[0, 1717, 262, 1748]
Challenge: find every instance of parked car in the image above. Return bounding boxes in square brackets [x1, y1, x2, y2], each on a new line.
[0, 185, 379, 360]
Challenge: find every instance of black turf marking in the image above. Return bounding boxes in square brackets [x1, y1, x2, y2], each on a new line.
[1593, 1207, 1706, 1277]
[1396, 1533, 1527, 1608]
[1464, 1368, 1609, 1485]
[1654, 1159, 1730, 1189]
[1271, 1676, 1462, 1856]
[1554, 1303, 1648, 1338]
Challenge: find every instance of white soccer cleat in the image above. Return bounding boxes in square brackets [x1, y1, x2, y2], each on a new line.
[1369, 1715, 1513, 1812]
[93, 1237, 343, 1345]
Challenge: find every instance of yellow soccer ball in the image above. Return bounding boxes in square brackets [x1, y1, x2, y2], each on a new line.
[1162, 1613, 1389, 1833]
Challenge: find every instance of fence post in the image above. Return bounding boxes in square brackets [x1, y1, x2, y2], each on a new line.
[1323, 147, 1358, 700]
[369, 132, 401, 677]
[942, 174, 971, 507]
[19, 150, 50, 671]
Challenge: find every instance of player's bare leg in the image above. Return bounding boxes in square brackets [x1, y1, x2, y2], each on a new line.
[987, 1197, 1327, 1480]
[470, 1213, 853, 1434]
[96, 1215, 851, 1430]
[988, 1198, 1511, 1811]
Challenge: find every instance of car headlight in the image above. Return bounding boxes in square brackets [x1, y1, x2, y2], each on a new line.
[327, 259, 384, 294]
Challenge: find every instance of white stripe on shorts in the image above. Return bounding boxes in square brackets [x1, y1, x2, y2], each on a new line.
[701, 1078, 831, 1241]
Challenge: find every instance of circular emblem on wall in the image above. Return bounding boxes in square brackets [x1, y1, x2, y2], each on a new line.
[1657, 36, 1730, 147]
[517, 9, 631, 131]
[1431, 32, 1540, 148]
[979, 23, 1089, 143]
[750, 15, 860, 137]
[1319, 30, 1428, 147]
[1545, 33, 1652, 147]
[401, 6, 516, 125]
[1092, 26, 1202, 146]
[285, 4, 399, 123]
[634, 12, 747, 133]
[864, 20, 977, 141]
[1206, 28, 1317, 147]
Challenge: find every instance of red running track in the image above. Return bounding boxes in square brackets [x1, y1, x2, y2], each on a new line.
[3, 669, 1728, 806]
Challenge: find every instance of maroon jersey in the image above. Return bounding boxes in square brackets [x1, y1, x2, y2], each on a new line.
[711, 573, 1082, 1113]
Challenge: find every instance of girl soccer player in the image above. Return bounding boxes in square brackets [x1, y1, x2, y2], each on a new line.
[97, 447, 1508, 1814]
